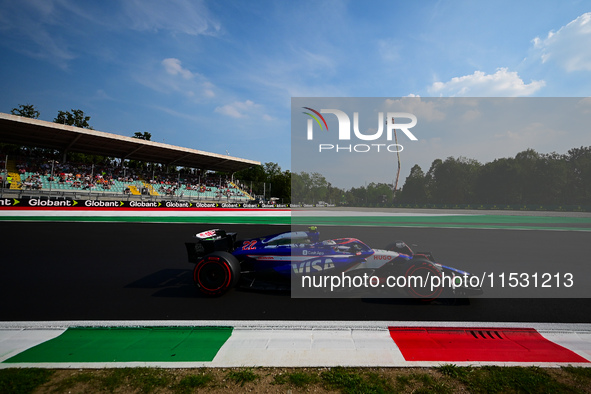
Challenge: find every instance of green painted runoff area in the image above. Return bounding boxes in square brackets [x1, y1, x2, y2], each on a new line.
[4, 327, 232, 363]
[0, 214, 590, 231]
[294, 215, 591, 231]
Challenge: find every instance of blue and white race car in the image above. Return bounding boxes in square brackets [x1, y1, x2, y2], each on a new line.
[185, 227, 482, 298]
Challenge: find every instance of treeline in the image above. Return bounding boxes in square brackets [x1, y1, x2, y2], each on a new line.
[291, 172, 394, 206]
[233, 163, 291, 203]
[290, 147, 591, 208]
[398, 148, 591, 206]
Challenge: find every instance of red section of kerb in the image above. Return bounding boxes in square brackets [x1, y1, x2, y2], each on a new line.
[389, 327, 589, 363]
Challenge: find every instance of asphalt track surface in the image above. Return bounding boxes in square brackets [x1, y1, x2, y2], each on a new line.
[1, 222, 590, 323]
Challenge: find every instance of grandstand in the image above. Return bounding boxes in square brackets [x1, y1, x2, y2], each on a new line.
[3, 157, 253, 202]
[0, 112, 259, 203]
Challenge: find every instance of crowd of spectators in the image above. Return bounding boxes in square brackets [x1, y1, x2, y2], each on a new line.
[2, 155, 250, 200]
[15, 160, 135, 191]
[149, 173, 248, 198]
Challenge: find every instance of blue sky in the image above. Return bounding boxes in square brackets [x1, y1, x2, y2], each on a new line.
[1, 1, 590, 185]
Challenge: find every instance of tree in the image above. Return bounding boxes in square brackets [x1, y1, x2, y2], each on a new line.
[291, 172, 311, 203]
[399, 164, 427, 204]
[310, 172, 329, 202]
[566, 146, 591, 205]
[11, 104, 40, 119]
[513, 149, 540, 205]
[475, 158, 518, 205]
[347, 186, 367, 206]
[366, 182, 393, 206]
[263, 162, 282, 179]
[54, 109, 92, 129]
[424, 158, 442, 203]
[235, 165, 266, 184]
[270, 170, 292, 203]
[426, 157, 480, 204]
[133, 132, 152, 141]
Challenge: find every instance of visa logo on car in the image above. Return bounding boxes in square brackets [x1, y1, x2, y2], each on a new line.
[292, 258, 335, 274]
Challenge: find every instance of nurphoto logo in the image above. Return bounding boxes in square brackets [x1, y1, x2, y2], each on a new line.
[302, 107, 418, 153]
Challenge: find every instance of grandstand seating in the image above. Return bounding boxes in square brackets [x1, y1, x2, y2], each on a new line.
[1, 155, 253, 201]
[230, 181, 253, 200]
[5, 159, 22, 190]
[17, 171, 143, 194]
[12, 169, 252, 201]
[140, 181, 159, 196]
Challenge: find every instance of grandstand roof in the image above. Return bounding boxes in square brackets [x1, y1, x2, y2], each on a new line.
[0, 112, 260, 172]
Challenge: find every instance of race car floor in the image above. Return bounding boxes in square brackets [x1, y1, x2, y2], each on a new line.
[1, 321, 590, 369]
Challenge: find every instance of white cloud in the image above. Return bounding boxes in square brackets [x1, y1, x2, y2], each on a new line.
[494, 122, 566, 143]
[429, 68, 545, 97]
[383, 97, 446, 122]
[461, 109, 481, 122]
[576, 97, 591, 113]
[122, 0, 220, 36]
[162, 58, 194, 79]
[532, 12, 591, 72]
[134, 58, 216, 101]
[215, 105, 243, 118]
[215, 100, 261, 118]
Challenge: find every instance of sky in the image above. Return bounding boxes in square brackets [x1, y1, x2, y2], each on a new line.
[1, 1, 591, 189]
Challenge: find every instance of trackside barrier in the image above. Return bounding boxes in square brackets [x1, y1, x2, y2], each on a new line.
[0, 197, 291, 209]
[1, 196, 589, 212]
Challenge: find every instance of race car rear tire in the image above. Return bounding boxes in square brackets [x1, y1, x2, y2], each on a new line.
[403, 258, 443, 300]
[193, 252, 240, 296]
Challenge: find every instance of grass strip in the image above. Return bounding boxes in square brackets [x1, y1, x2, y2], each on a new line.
[0, 368, 54, 394]
[3, 366, 591, 393]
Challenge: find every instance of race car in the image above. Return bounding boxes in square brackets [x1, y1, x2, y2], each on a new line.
[185, 227, 483, 299]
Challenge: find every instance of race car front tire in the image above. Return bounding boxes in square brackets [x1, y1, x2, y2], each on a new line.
[193, 251, 241, 296]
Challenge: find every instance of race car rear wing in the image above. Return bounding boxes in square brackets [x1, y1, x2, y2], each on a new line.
[185, 229, 237, 263]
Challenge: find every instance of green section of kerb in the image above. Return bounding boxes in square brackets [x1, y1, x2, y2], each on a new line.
[4, 327, 233, 363]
